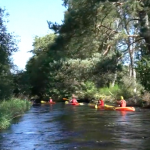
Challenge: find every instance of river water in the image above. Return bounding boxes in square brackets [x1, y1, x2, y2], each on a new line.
[0, 103, 150, 150]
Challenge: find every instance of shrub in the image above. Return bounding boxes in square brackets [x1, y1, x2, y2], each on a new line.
[0, 98, 31, 130]
[119, 76, 144, 99]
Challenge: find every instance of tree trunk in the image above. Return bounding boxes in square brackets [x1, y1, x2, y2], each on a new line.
[111, 71, 117, 87]
[128, 37, 137, 93]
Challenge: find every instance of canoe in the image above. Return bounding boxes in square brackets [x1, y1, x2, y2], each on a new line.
[115, 107, 135, 111]
[41, 101, 56, 104]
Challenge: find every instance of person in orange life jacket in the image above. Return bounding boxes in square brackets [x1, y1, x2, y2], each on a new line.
[97, 97, 104, 106]
[70, 95, 78, 103]
[117, 96, 126, 107]
[49, 97, 53, 103]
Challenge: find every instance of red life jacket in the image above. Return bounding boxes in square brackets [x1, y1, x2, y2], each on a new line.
[100, 100, 104, 106]
[72, 98, 77, 103]
[98, 100, 104, 106]
[49, 99, 53, 102]
[120, 100, 126, 107]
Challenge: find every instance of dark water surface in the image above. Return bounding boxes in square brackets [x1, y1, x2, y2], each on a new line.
[0, 103, 150, 150]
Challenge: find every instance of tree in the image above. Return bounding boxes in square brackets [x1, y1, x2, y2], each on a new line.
[23, 0, 150, 99]
[25, 34, 58, 97]
[0, 8, 18, 100]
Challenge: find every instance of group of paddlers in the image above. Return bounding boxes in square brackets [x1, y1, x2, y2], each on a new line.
[96, 96, 126, 107]
[49, 95, 126, 107]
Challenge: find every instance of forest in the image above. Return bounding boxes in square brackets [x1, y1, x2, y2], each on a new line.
[1, 0, 150, 105]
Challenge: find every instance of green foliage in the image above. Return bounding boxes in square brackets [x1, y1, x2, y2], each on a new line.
[0, 75, 13, 100]
[99, 85, 121, 97]
[16, 0, 150, 99]
[13, 70, 32, 96]
[0, 8, 18, 100]
[136, 56, 150, 91]
[119, 76, 144, 99]
[25, 33, 60, 97]
[77, 81, 98, 100]
[0, 98, 31, 129]
[31, 34, 56, 55]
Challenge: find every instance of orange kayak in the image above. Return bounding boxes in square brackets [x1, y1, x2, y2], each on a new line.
[115, 107, 135, 111]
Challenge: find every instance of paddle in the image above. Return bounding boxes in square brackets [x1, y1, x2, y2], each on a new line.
[65, 101, 69, 104]
[79, 103, 84, 105]
[95, 104, 98, 109]
[41, 100, 47, 104]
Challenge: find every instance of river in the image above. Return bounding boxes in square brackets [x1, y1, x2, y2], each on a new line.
[0, 103, 150, 150]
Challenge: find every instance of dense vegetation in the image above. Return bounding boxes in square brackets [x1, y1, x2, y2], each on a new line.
[0, 8, 18, 100]
[0, 98, 31, 130]
[0, 8, 32, 129]
[1, 1, 150, 105]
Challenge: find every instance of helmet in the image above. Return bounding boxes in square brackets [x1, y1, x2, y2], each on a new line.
[121, 96, 124, 100]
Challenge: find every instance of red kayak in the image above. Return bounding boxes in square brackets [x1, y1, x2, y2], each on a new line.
[71, 103, 79, 105]
[49, 102, 56, 104]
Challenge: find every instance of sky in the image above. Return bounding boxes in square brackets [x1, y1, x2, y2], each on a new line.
[1, 0, 66, 70]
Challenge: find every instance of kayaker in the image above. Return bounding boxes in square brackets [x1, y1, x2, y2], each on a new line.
[70, 95, 78, 103]
[97, 97, 104, 106]
[49, 97, 53, 103]
[117, 96, 126, 107]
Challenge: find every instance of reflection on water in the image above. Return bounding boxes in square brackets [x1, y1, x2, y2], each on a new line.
[0, 103, 150, 150]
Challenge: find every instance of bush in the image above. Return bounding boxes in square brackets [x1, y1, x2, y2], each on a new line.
[119, 76, 144, 99]
[77, 81, 98, 100]
[140, 91, 150, 107]
[0, 98, 31, 130]
[99, 85, 121, 97]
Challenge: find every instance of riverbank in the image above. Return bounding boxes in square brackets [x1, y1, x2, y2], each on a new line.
[0, 98, 32, 130]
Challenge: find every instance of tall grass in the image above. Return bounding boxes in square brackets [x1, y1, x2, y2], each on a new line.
[0, 98, 32, 130]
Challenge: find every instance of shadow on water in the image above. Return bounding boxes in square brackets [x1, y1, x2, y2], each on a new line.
[0, 103, 150, 150]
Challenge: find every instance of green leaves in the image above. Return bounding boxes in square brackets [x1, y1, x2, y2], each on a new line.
[0, 8, 18, 100]
[136, 56, 150, 91]
[17, 0, 150, 99]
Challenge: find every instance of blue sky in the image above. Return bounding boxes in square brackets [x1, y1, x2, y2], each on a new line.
[1, 0, 66, 70]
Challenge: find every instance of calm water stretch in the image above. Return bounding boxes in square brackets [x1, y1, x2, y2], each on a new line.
[0, 103, 150, 150]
